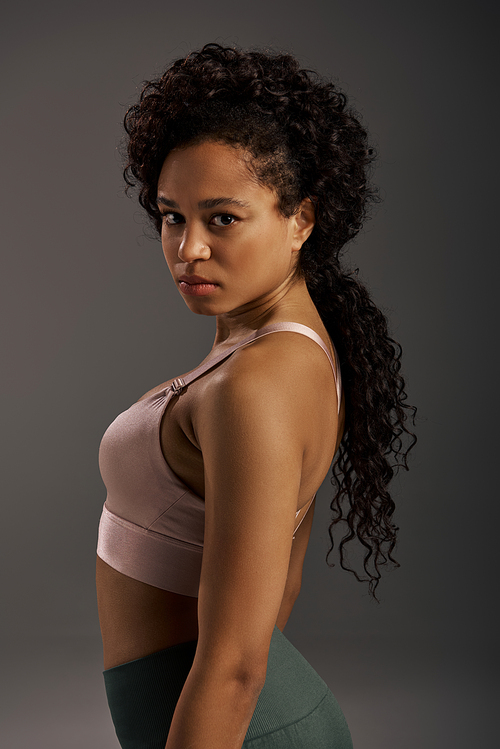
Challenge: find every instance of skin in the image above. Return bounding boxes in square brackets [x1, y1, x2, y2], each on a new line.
[96, 140, 345, 749]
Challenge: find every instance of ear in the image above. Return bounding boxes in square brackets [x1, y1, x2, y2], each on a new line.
[291, 198, 315, 252]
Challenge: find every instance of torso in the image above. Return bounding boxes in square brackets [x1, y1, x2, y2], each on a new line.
[96, 323, 345, 670]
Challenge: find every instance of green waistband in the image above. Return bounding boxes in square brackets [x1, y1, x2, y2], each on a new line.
[104, 627, 350, 748]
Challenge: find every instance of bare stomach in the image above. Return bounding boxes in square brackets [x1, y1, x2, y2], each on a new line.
[96, 549, 301, 671]
[96, 556, 200, 670]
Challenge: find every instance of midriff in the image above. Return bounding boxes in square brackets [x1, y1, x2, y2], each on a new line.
[96, 556, 199, 669]
[95, 488, 317, 670]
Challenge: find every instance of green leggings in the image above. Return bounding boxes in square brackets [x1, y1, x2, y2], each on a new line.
[103, 626, 353, 748]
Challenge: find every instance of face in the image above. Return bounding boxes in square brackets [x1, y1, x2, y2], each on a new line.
[156, 140, 314, 319]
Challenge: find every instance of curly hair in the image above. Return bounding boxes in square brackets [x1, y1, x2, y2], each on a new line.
[123, 43, 417, 597]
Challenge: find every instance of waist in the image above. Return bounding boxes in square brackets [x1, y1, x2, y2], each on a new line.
[96, 554, 199, 669]
[103, 626, 352, 748]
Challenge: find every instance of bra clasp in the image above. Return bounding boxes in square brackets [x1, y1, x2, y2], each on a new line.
[171, 378, 186, 395]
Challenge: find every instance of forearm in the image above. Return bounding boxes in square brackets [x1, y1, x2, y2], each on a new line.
[165, 664, 264, 749]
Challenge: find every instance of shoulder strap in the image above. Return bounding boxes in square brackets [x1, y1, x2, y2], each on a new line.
[173, 322, 342, 413]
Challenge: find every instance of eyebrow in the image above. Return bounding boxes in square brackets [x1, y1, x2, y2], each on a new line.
[156, 196, 251, 210]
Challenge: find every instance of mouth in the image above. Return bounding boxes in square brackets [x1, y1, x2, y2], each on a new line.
[178, 275, 219, 297]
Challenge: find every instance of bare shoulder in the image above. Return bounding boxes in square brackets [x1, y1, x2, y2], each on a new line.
[235, 327, 336, 378]
[194, 328, 339, 455]
[206, 329, 336, 408]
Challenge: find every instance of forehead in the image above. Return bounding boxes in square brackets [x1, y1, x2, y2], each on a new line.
[157, 140, 276, 205]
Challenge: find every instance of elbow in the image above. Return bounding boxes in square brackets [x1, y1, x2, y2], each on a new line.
[223, 647, 269, 699]
[231, 660, 267, 697]
[200, 652, 267, 700]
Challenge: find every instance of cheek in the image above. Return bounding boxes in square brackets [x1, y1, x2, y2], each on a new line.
[161, 235, 177, 266]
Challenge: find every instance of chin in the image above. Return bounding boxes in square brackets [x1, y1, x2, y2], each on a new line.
[182, 298, 221, 317]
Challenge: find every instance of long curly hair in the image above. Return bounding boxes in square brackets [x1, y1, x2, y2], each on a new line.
[123, 43, 417, 597]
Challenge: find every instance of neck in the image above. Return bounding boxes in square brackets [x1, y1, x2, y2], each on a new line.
[213, 275, 320, 345]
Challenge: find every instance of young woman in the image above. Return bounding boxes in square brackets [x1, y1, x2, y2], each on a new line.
[96, 43, 416, 749]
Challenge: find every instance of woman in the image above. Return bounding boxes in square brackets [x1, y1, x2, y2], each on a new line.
[96, 44, 416, 749]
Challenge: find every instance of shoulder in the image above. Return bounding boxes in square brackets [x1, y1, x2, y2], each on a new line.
[195, 328, 337, 443]
[223, 327, 336, 396]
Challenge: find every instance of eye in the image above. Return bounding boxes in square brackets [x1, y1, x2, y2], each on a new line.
[162, 212, 184, 225]
[211, 214, 236, 227]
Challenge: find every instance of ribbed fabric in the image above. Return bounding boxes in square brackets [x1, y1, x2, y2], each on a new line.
[104, 639, 197, 749]
[104, 627, 352, 749]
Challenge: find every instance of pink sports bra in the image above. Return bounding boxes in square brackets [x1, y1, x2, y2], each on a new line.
[97, 322, 342, 598]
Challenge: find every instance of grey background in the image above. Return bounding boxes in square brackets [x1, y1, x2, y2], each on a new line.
[2, 0, 499, 746]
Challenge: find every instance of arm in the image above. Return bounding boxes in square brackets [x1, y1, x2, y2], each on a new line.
[165, 340, 325, 749]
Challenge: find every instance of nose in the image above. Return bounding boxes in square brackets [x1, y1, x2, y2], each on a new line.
[178, 224, 211, 262]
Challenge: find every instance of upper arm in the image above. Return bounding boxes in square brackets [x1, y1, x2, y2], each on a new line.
[193, 344, 313, 678]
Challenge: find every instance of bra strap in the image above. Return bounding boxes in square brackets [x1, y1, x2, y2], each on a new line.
[175, 322, 342, 413]
[293, 493, 317, 539]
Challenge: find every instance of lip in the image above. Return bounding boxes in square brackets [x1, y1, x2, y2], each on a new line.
[179, 275, 217, 285]
[178, 274, 219, 297]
